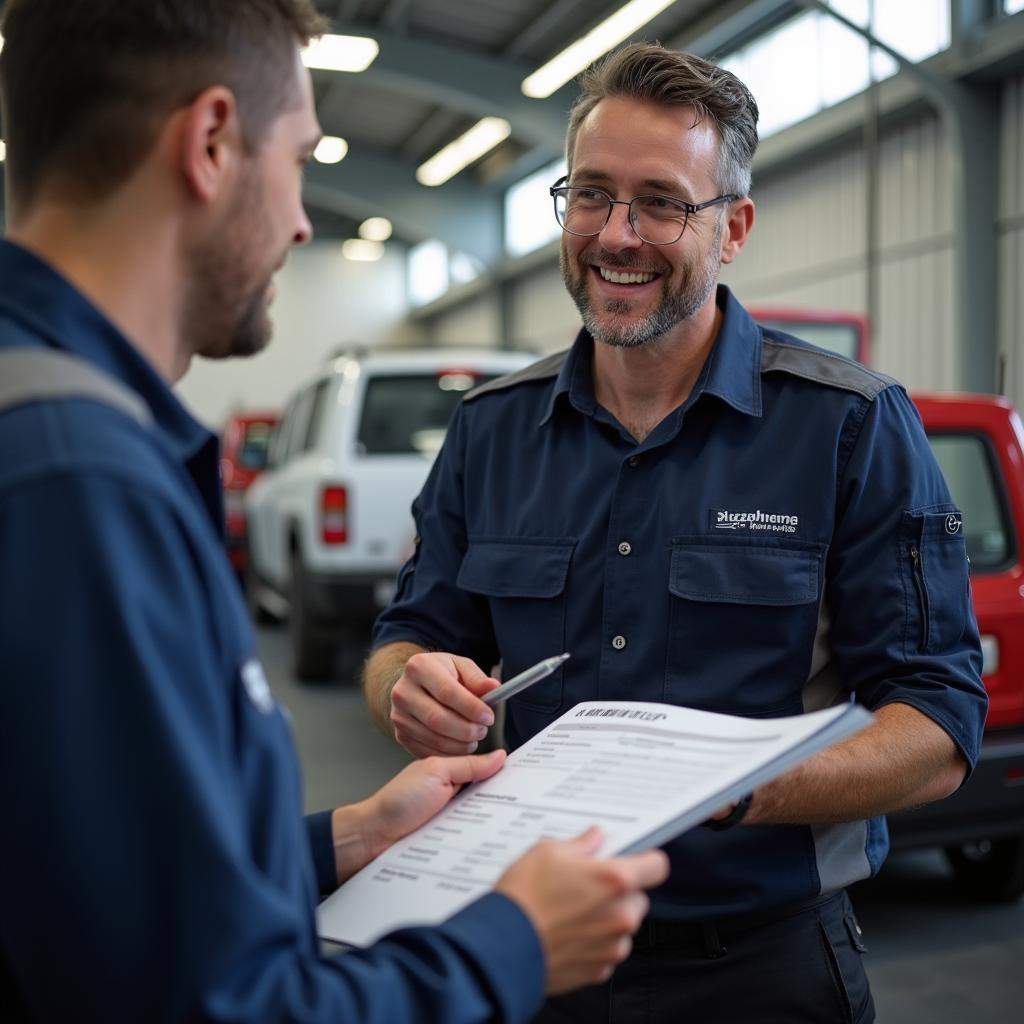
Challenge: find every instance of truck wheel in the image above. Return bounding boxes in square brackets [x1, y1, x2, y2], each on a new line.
[289, 552, 336, 681]
[244, 556, 278, 625]
[944, 836, 1024, 902]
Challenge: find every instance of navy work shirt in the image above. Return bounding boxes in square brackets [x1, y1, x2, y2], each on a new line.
[0, 240, 544, 1023]
[374, 284, 987, 919]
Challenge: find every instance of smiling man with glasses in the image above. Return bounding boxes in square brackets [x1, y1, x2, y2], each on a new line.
[365, 42, 986, 1024]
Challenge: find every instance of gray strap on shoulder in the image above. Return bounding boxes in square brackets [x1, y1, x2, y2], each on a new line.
[0, 348, 152, 425]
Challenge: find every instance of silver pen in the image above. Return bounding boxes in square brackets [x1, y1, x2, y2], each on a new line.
[482, 653, 571, 707]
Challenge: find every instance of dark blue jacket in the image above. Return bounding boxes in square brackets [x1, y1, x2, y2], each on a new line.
[0, 240, 544, 1023]
[375, 284, 988, 919]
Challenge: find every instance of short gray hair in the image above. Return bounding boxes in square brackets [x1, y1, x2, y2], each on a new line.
[566, 43, 759, 198]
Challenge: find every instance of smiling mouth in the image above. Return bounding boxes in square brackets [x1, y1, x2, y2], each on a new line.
[595, 266, 660, 285]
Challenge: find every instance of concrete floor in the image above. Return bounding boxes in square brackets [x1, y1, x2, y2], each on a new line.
[257, 624, 1024, 1023]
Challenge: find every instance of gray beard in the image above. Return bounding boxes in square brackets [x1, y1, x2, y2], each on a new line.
[561, 224, 722, 349]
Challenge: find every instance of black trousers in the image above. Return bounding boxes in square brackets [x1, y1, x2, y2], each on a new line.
[532, 890, 875, 1024]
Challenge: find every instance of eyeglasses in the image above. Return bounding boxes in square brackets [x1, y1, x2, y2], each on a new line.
[549, 176, 739, 246]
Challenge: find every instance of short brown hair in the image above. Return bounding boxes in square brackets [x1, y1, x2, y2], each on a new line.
[0, 0, 326, 209]
[566, 43, 759, 197]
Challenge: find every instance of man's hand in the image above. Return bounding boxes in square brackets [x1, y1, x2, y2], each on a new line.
[388, 651, 501, 757]
[369, 751, 506, 848]
[496, 827, 670, 994]
[331, 751, 506, 883]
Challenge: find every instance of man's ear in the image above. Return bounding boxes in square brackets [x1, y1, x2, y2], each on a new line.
[177, 86, 242, 204]
[719, 197, 755, 265]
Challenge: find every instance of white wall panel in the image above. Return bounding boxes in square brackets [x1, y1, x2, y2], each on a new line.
[176, 241, 410, 429]
[872, 112, 956, 389]
[998, 231, 1023, 402]
[1002, 74, 1024, 221]
[725, 112, 958, 391]
[722, 145, 867, 311]
[425, 292, 502, 349]
[510, 264, 580, 354]
[875, 246, 956, 390]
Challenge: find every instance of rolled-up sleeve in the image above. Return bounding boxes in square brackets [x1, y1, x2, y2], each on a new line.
[827, 385, 988, 770]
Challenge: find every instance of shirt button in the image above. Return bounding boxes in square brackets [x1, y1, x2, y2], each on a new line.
[628, 456, 639, 467]
[612, 635, 627, 650]
[618, 541, 632, 556]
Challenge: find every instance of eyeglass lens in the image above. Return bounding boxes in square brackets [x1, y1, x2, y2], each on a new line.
[554, 188, 689, 245]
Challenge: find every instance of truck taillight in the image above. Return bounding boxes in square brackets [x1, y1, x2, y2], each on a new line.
[437, 370, 478, 392]
[321, 485, 348, 544]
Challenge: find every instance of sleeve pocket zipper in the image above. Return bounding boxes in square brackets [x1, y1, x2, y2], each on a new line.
[909, 545, 930, 651]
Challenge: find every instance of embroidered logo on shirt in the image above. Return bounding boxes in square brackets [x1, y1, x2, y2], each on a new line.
[710, 508, 799, 534]
[945, 513, 962, 535]
[241, 659, 275, 714]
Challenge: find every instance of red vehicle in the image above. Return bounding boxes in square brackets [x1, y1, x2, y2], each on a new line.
[750, 306, 870, 364]
[220, 411, 278, 575]
[889, 394, 1024, 900]
[753, 306, 1024, 899]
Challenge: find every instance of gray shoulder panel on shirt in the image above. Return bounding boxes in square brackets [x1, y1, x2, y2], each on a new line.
[761, 336, 897, 401]
[0, 348, 152, 425]
[463, 350, 568, 402]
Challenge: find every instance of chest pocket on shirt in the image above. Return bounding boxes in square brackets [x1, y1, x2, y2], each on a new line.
[665, 536, 826, 715]
[457, 538, 575, 711]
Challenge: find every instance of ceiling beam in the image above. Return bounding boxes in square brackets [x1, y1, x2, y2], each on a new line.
[399, 107, 461, 160]
[669, 0, 801, 57]
[334, 0, 363, 21]
[302, 151, 503, 263]
[381, 0, 414, 33]
[503, 0, 579, 59]
[328, 25, 571, 151]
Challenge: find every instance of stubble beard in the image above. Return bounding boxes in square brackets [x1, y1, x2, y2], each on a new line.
[185, 167, 279, 362]
[560, 220, 723, 349]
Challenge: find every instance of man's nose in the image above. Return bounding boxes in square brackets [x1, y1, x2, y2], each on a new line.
[294, 205, 314, 246]
[598, 201, 643, 253]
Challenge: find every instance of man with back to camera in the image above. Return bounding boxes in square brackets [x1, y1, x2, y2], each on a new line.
[0, 3, 671, 1021]
[364, 43, 988, 1023]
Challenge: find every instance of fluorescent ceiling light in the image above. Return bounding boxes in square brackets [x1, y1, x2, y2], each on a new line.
[303, 34, 379, 73]
[314, 136, 348, 164]
[343, 239, 384, 262]
[416, 117, 512, 187]
[0, 140, 5, 163]
[522, 0, 677, 99]
[0, 33, 5, 54]
[359, 217, 393, 242]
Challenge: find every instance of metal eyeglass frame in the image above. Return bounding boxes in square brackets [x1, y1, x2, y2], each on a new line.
[549, 175, 739, 245]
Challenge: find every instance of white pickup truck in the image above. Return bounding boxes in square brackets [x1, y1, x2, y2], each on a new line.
[244, 348, 536, 680]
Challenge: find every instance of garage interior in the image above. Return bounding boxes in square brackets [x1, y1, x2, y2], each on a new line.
[2, 2, 1023, 1020]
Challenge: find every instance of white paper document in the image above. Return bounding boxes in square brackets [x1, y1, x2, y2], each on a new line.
[317, 700, 872, 947]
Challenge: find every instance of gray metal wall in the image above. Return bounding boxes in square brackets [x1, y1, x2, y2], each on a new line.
[723, 111, 958, 392]
[1000, 71, 1024, 407]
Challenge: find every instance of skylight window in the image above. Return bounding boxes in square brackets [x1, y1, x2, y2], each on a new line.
[722, 0, 950, 139]
[505, 159, 567, 258]
[408, 240, 449, 307]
